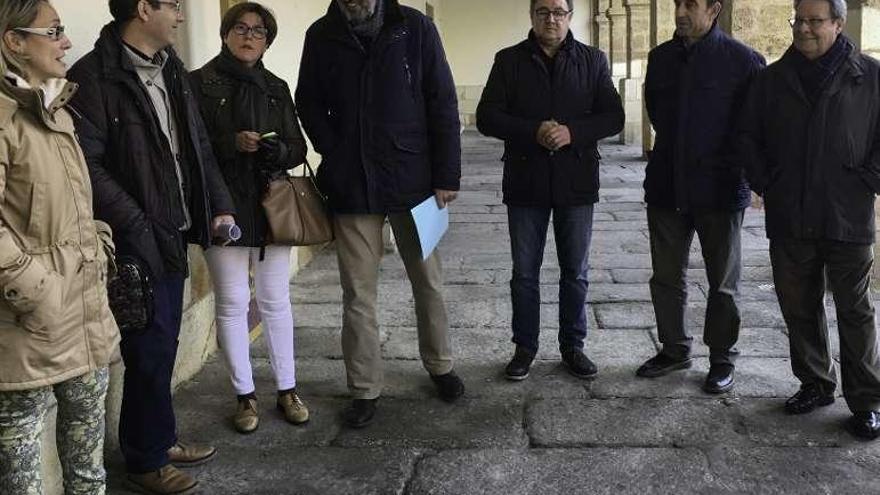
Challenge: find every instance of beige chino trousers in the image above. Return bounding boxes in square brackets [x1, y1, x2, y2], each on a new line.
[334, 213, 454, 400]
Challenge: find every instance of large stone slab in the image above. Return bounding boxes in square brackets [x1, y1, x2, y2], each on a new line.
[129, 447, 421, 495]
[407, 448, 714, 495]
[527, 398, 744, 447]
[332, 398, 528, 449]
[705, 446, 880, 493]
[589, 357, 798, 399]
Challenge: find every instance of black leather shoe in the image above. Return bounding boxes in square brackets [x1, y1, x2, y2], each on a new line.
[784, 385, 835, 415]
[847, 411, 880, 440]
[703, 364, 735, 394]
[430, 370, 465, 402]
[636, 352, 693, 378]
[343, 398, 378, 428]
[561, 349, 598, 379]
[505, 346, 535, 381]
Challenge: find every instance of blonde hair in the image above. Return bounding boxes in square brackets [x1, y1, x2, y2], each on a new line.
[0, 0, 49, 82]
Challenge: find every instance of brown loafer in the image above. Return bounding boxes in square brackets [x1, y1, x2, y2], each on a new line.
[233, 398, 259, 434]
[277, 391, 309, 425]
[126, 465, 198, 494]
[167, 441, 216, 467]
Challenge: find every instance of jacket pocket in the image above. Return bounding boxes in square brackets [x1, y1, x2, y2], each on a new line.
[26, 182, 47, 239]
[570, 148, 599, 193]
[392, 134, 430, 194]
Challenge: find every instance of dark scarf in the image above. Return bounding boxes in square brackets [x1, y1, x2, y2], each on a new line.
[214, 45, 269, 132]
[337, 0, 386, 46]
[212, 46, 275, 197]
[792, 34, 853, 102]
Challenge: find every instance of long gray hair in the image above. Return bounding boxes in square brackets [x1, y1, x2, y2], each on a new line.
[0, 0, 48, 82]
[794, 0, 847, 21]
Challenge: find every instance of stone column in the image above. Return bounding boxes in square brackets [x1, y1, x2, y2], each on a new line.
[619, 0, 650, 145]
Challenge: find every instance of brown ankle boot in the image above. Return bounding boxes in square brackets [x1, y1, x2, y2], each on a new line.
[127, 465, 198, 494]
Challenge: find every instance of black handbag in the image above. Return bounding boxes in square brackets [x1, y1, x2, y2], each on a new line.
[107, 255, 153, 334]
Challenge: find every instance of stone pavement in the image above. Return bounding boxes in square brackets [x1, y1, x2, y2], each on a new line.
[109, 132, 880, 494]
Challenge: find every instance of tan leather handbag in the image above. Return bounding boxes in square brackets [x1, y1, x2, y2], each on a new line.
[261, 162, 333, 246]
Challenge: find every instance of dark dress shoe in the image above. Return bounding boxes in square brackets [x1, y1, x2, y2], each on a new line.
[561, 349, 598, 379]
[430, 370, 465, 402]
[703, 364, 735, 394]
[636, 352, 693, 378]
[847, 411, 880, 440]
[784, 385, 835, 415]
[343, 398, 378, 428]
[505, 346, 535, 381]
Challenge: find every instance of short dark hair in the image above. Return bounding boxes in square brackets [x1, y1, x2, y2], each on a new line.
[220, 2, 278, 47]
[108, 0, 160, 23]
[529, 0, 575, 12]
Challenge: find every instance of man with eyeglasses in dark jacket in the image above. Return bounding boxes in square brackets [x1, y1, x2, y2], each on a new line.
[68, 0, 236, 492]
[739, 0, 880, 440]
[477, 0, 624, 382]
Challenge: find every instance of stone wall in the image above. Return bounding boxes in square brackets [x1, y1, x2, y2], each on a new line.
[730, 0, 793, 61]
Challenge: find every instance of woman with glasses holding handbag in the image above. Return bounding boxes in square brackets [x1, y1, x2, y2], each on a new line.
[0, 1, 119, 493]
[191, 2, 310, 434]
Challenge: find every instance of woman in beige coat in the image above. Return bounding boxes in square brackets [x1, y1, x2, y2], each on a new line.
[0, 1, 119, 493]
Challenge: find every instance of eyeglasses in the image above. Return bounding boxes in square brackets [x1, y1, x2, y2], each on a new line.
[14, 25, 66, 41]
[156, 0, 182, 12]
[788, 17, 833, 29]
[232, 23, 268, 40]
[534, 8, 573, 20]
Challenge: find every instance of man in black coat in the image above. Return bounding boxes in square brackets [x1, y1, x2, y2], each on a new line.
[68, 0, 235, 492]
[739, 0, 880, 440]
[637, 0, 765, 395]
[476, 0, 624, 381]
[296, 0, 463, 429]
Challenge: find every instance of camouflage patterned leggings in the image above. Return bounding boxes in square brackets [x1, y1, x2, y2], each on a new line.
[0, 368, 110, 495]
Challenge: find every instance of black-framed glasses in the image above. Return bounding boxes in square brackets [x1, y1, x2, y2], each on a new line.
[232, 23, 268, 40]
[534, 8, 573, 20]
[14, 25, 66, 41]
[788, 17, 833, 29]
[156, 0, 182, 12]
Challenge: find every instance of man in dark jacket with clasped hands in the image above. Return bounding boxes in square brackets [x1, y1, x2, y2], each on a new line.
[476, 0, 624, 381]
[739, 0, 880, 440]
[68, 0, 235, 492]
[637, 0, 764, 395]
[296, 0, 463, 429]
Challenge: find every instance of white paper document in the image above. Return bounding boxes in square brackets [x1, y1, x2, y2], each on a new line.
[410, 196, 449, 261]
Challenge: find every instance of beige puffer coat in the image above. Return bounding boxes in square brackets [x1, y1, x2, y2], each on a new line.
[0, 78, 119, 392]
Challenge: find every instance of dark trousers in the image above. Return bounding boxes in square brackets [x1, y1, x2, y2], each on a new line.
[119, 274, 185, 473]
[648, 207, 743, 365]
[770, 239, 880, 412]
[507, 204, 594, 354]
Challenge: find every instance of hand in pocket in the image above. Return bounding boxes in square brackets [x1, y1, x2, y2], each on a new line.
[18, 272, 63, 335]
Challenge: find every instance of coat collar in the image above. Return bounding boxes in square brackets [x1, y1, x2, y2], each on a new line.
[93, 21, 182, 81]
[673, 21, 723, 54]
[778, 38, 865, 104]
[526, 29, 575, 57]
[0, 74, 78, 129]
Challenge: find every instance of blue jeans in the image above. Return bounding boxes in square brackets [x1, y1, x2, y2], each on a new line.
[119, 274, 185, 473]
[508, 205, 594, 354]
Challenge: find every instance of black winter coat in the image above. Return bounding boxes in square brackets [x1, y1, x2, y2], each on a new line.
[191, 56, 308, 247]
[68, 23, 235, 278]
[476, 31, 624, 207]
[644, 24, 765, 212]
[295, 0, 461, 214]
[739, 45, 880, 244]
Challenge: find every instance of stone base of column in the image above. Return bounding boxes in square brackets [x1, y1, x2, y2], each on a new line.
[618, 77, 644, 145]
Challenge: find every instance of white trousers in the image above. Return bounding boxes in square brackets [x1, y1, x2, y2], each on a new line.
[205, 246, 296, 395]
